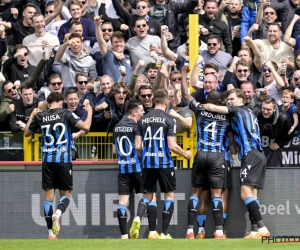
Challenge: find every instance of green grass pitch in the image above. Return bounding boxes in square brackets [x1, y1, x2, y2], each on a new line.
[0, 239, 299, 250]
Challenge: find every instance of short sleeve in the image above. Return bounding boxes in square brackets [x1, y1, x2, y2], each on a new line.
[67, 110, 81, 127]
[167, 117, 176, 137]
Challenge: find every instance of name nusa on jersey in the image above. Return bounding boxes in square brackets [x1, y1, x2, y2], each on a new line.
[189, 100, 230, 153]
[29, 109, 81, 163]
[113, 117, 142, 174]
[138, 109, 176, 169]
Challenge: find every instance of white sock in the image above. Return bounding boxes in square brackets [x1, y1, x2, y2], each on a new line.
[48, 229, 54, 236]
[250, 231, 257, 236]
[55, 209, 62, 218]
[258, 226, 267, 232]
[122, 234, 128, 237]
[216, 230, 223, 236]
[198, 227, 205, 234]
[187, 228, 193, 234]
[150, 231, 156, 234]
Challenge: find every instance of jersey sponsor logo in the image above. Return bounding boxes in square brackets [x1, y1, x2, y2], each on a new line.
[141, 117, 166, 124]
[115, 126, 133, 133]
[118, 160, 130, 164]
[200, 139, 221, 147]
[43, 147, 58, 153]
[144, 152, 157, 157]
[200, 111, 226, 120]
[42, 114, 60, 122]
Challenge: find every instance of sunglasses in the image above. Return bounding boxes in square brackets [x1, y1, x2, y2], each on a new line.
[294, 77, 300, 82]
[77, 81, 88, 85]
[102, 28, 113, 32]
[171, 77, 182, 82]
[136, 5, 146, 9]
[262, 68, 271, 73]
[140, 94, 152, 98]
[50, 82, 62, 86]
[45, 10, 53, 14]
[264, 11, 274, 16]
[208, 43, 217, 47]
[136, 24, 147, 29]
[7, 86, 16, 93]
[237, 69, 248, 73]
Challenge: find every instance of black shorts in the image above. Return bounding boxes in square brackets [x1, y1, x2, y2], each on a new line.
[223, 160, 233, 189]
[42, 162, 73, 191]
[192, 151, 225, 190]
[118, 172, 144, 195]
[240, 150, 266, 188]
[143, 168, 176, 193]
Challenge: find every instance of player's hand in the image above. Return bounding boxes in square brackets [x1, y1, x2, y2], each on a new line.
[269, 142, 280, 150]
[6, 104, 15, 114]
[30, 108, 41, 118]
[72, 132, 81, 140]
[184, 150, 192, 159]
[169, 109, 178, 118]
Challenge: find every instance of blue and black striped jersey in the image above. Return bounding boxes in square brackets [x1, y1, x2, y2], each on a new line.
[189, 100, 230, 153]
[29, 108, 80, 163]
[227, 106, 263, 157]
[138, 109, 176, 169]
[113, 116, 142, 174]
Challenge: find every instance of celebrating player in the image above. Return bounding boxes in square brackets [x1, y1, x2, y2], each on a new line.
[24, 92, 92, 239]
[112, 99, 145, 239]
[137, 89, 192, 239]
[203, 89, 270, 239]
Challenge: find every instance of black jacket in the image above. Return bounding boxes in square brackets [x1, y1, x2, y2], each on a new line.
[200, 14, 232, 55]
[9, 97, 38, 133]
[253, 103, 293, 147]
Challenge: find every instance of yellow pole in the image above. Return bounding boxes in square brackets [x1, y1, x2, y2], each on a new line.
[23, 134, 33, 161]
[188, 14, 199, 168]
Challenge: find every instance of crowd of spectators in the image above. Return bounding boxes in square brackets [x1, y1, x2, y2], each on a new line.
[0, 0, 299, 166]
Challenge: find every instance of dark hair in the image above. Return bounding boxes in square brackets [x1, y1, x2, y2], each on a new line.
[134, 17, 148, 26]
[207, 89, 221, 105]
[144, 63, 157, 73]
[295, 51, 300, 71]
[75, 72, 88, 82]
[14, 44, 29, 54]
[48, 74, 62, 85]
[153, 89, 168, 105]
[69, 32, 83, 41]
[240, 81, 254, 90]
[127, 99, 142, 115]
[109, 82, 130, 97]
[203, 63, 219, 73]
[268, 22, 281, 30]
[207, 34, 221, 43]
[236, 61, 250, 70]
[65, 88, 79, 98]
[70, 21, 83, 29]
[263, 5, 277, 12]
[111, 31, 125, 42]
[46, 92, 64, 104]
[46, 1, 54, 7]
[138, 85, 152, 95]
[102, 21, 113, 27]
[227, 89, 246, 104]
[23, 3, 37, 11]
[121, 1, 132, 14]
[1, 80, 13, 93]
[263, 96, 277, 106]
[20, 83, 33, 93]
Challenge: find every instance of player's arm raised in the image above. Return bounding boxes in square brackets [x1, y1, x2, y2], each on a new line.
[75, 104, 93, 132]
[167, 137, 191, 159]
[24, 108, 41, 137]
[181, 65, 193, 102]
[203, 103, 229, 114]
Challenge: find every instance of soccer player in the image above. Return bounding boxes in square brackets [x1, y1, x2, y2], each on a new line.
[137, 89, 192, 239]
[112, 99, 145, 239]
[181, 72, 231, 239]
[24, 92, 93, 240]
[203, 89, 270, 239]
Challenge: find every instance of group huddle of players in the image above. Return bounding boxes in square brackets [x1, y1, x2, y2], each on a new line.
[112, 86, 270, 240]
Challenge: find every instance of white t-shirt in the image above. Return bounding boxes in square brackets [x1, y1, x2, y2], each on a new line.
[23, 32, 60, 66]
[266, 81, 282, 105]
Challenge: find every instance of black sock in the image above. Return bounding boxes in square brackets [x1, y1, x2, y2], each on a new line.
[147, 202, 157, 231]
[245, 197, 264, 228]
[137, 198, 150, 219]
[187, 196, 199, 228]
[57, 196, 70, 214]
[212, 197, 223, 230]
[248, 210, 258, 232]
[223, 213, 227, 227]
[162, 200, 174, 235]
[117, 205, 127, 235]
[44, 200, 53, 230]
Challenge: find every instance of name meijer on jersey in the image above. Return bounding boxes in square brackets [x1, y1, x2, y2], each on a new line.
[138, 109, 176, 169]
[113, 116, 142, 174]
[29, 108, 81, 163]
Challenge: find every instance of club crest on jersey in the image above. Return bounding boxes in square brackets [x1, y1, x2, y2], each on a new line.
[61, 145, 67, 152]
[130, 158, 136, 164]
[158, 151, 164, 157]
